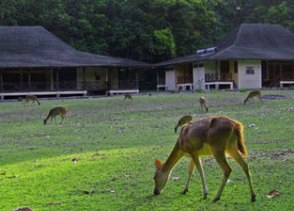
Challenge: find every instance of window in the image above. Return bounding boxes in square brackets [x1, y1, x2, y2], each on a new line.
[246, 66, 255, 75]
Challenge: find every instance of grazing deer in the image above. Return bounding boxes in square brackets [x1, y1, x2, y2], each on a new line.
[44, 106, 67, 125]
[244, 90, 262, 104]
[153, 116, 256, 202]
[124, 93, 132, 99]
[199, 97, 208, 113]
[174, 115, 193, 133]
[25, 95, 40, 106]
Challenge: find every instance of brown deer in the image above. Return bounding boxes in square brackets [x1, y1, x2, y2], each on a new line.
[44, 106, 67, 125]
[199, 97, 208, 113]
[244, 90, 262, 104]
[153, 116, 256, 202]
[124, 93, 132, 99]
[174, 115, 193, 133]
[25, 95, 40, 106]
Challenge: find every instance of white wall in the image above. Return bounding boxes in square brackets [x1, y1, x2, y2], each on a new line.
[165, 70, 176, 90]
[193, 66, 205, 90]
[238, 60, 262, 89]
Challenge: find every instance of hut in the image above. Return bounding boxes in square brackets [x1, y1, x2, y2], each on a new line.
[156, 23, 294, 91]
[0, 26, 150, 100]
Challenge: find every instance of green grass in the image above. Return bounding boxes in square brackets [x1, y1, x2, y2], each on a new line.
[0, 90, 293, 210]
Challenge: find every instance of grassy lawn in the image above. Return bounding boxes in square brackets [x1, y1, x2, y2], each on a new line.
[0, 90, 293, 210]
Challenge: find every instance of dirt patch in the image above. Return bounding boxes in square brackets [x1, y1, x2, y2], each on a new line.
[261, 95, 287, 100]
[250, 149, 294, 161]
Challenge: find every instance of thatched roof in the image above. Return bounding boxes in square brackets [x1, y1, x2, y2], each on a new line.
[0, 26, 150, 68]
[156, 23, 294, 66]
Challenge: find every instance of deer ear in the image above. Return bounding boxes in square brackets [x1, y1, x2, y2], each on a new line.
[155, 159, 162, 169]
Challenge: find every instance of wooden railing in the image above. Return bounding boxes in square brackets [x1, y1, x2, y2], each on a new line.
[205, 73, 232, 82]
[0, 80, 138, 92]
[177, 76, 192, 84]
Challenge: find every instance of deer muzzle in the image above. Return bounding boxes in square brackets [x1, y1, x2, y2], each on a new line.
[153, 189, 160, 195]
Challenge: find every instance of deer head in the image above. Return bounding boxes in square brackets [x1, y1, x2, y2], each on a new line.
[153, 159, 170, 195]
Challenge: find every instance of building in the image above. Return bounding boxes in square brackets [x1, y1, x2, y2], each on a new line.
[156, 23, 294, 91]
[0, 26, 150, 100]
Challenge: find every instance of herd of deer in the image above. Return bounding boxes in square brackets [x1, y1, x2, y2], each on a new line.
[154, 90, 262, 202]
[24, 95, 67, 125]
[24, 90, 262, 203]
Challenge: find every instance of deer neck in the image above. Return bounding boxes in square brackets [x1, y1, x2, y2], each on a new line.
[161, 142, 184, 173]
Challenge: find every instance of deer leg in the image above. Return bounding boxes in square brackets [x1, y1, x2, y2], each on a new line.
[60, 115, 64, 125]
[182, 159, 195, 194]
[229, 148, 256, 202]
[190, 154, 208, 199]
[212, 151, 232, 202]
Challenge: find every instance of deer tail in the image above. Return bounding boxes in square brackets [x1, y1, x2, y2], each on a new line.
[234, 121, 248, 157]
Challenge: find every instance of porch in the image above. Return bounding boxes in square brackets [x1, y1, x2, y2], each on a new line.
[262, 61, 294, 87]
[0, 67, 140, 99]
[204, 73, 234, 90]
[0, 90, 87, 101]
[105, 80, 139, 95]
[176, 75, 193, 91]
[0, 79, 139, 100]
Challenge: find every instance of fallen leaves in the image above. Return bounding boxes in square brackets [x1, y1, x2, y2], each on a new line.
[0, 171, 18, 179]
[0, 171, 7, 176]
[46, 202, 63, 206]
[13, 207, 33, 211]
[78, 189, 97, 195]
[171, 176, 180, 181]
[248, 123, 259, 129]
[72, 157, 81, 163]
[266, 189, 281, 199]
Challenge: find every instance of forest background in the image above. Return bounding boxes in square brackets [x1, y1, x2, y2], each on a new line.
[1, 0, 293, 63]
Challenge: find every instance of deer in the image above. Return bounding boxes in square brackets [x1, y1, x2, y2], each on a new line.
[124, 93, 132, 99]
[25, 95, 40, 106]
[244, 90, 262, 104]
[153, 116, 256, 203]
[43, 106, 67, 125]
[199, 97, 208, 113]
[174, 115, 193, 133]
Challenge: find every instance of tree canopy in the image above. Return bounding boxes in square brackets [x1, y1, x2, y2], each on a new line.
[0, 0, 293, 62]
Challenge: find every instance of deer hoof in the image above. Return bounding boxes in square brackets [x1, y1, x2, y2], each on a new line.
[212, 196, 220, 203]
[181, 189, 188, 194]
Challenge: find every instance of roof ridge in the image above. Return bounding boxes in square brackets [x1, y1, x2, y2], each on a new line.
[210, 45, 233, 59]
[234, 24, 242, 46]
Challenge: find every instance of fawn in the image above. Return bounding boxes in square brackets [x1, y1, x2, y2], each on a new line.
[199, 97, 208, 112]
[244, 90, 262, 104]
[25, 95, 40, 106]
[174, 115, 193, 133]
[153, 116, 256, 202]
[124, 93, 132, 99]
[44, 106, 67, 125]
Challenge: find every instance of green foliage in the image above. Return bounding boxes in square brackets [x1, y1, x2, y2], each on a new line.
[153, 28, 176, 59]
[0, 0, 293, 61]
[0, 90, 293, 210]
[239, 88, 248, 93]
